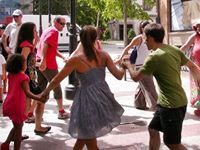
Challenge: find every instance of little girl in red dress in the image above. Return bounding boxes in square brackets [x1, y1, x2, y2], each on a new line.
[1, 54, 44, 150]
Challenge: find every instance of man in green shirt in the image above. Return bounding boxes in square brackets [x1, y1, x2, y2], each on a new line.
[123, 23, 200, 150]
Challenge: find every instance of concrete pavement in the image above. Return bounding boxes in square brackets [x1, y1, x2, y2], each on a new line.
[0, 42, 200, 150]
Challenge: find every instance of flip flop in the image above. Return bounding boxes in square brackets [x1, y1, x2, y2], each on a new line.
[11, 135, 29, 142]
[34, 126, 51, 135]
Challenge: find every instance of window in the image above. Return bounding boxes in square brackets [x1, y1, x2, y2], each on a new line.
[170, 0, 200, 31]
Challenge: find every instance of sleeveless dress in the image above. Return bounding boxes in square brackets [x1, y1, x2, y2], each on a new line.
[68, 59, 124, 139]
[3, 73, 29, 124]
[190, 34, 200, 106]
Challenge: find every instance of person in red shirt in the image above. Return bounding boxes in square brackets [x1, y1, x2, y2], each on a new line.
[35, 15, 69, 134]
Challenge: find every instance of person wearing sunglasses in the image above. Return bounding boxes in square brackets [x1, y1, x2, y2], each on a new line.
[34, 15, 69, 134]
[2, 9, 23, 55]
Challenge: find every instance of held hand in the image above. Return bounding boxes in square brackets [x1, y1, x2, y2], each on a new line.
[39, 61, 46, 71]
[40, 92, 49, 103]
[5, 47, 12, 54]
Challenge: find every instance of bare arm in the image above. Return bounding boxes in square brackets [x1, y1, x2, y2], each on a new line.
[2, 34, 12, 54]
[39, 42, 48, 71]
[21, 47, 31, 60]
[21, 80, 44, 103]
[186, 60, 200, 88]
[56, 50, 66, 60]
[123, 59, 144, 82]
[180, 33, 196, 51]
[2, 64, 6, 80]
[115, 35, 142, 64]
[105, 52, 125, 80]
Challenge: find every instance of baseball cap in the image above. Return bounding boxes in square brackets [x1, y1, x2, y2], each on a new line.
[12, 9, 23, 16]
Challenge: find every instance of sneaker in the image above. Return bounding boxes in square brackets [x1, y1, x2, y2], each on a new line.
[25, 112, 35, 123]
[58, 109, 70, 119]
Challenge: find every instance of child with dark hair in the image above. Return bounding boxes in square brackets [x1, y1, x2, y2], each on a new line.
[1, 54, 44, 150]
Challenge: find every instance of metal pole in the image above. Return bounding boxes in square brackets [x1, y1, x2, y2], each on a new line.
[39, 0, 42, 36]
[65, 0, 78, 100]
[48, 0, 52, 26]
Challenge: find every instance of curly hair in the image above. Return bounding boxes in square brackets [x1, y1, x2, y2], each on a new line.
[6, 54, 25, 74]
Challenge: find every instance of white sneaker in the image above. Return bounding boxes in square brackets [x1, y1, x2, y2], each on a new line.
[58, 110, 70, 119]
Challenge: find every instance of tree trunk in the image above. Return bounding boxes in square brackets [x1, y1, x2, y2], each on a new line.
[96, 11, 100, 28]
[123, 0, 128, 47]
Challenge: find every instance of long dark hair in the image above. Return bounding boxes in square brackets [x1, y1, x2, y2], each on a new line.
[80, 25, 98, 62]
[139, 21, 150, 34]
[15, 22, 35, 54]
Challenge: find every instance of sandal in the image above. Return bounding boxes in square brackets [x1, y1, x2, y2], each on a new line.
[11, 135, 29, 142]
[34, 126, 51, 135]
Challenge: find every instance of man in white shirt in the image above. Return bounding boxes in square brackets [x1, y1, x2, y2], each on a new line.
[2, 9, 23, 55]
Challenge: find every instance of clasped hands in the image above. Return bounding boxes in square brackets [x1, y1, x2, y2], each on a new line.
[114, 55, 133, 69]
[39, 91, 50, 104]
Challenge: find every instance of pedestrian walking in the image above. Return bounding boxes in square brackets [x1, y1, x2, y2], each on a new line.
[35, 15, 69, 134]
[2, 9, 23, 55]
[41, 25, 125, 150]
[123, 23, 200, 150]
[1, 54, 44, 150]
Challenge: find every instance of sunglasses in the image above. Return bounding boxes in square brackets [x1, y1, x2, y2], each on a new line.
[58, 22, 66, 26]
[13, 15, 20, 18]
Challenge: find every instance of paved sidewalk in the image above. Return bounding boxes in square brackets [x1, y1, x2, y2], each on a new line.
[0, 69, 200, 150]
[0, 42, 200, 149]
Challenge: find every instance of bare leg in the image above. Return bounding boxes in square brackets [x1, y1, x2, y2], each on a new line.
[25, 97, 32, 114]
[73, 139, 85, 150]
[29, 100, 37, 113]
[85, 138, 99, 150]
[149, 128, 160, 150]
[12, 122, 23, 150]
[0, 87, 3, 101]
[56, 98, 63, 110]
[3, 76, 7, 93]
[35, 102, 46, 131]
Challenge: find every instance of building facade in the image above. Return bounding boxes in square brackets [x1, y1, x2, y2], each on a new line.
[159, 0, 198, 46]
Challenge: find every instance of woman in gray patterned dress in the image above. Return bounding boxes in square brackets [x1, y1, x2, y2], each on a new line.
[41, 25, 125, 150]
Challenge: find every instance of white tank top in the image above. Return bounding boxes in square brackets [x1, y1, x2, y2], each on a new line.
[135, 38, 150, 67]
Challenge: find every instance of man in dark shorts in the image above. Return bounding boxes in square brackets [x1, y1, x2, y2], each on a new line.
[123, 23, 200, 149]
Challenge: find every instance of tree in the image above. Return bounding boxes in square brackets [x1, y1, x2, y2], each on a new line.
[102, 0, 155, 46]
[33, 0, 70, 15]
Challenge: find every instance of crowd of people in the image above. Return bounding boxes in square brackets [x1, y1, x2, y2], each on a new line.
[0, 8, 200, 150]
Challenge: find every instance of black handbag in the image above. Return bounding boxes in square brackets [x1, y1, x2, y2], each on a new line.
[129, 47, 137, 64]
[129, 41, 142, 64]
[29, 80, 42, 94]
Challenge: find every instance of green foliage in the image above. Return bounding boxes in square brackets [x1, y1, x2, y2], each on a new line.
[128, 28, 136, 40]
[101, 28, 111, 41]
[33, 0, 70, 15]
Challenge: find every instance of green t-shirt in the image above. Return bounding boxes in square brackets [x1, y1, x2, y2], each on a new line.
[140, 44, 189, 108]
